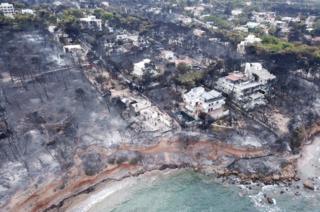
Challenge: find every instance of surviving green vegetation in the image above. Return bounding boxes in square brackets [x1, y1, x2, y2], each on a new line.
[0, 9, 83, 30]
[175, 63, 206, 87]
[203, 15, 231, 29]
[0, 13, 43, 30]
[56, 9, 84, 37]
[93, 9, 114, 21]
[256, 35, 320, 60]
[176, 71, 205, 87]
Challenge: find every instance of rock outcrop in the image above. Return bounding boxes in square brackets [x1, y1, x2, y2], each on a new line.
[303, 180, 315, 190]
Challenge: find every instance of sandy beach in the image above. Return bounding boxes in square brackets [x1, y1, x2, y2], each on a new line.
[62, 169, 186, 212]
[297, 136, 320, 180]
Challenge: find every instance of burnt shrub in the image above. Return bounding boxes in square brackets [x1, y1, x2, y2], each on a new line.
[82, 153, 105, 176]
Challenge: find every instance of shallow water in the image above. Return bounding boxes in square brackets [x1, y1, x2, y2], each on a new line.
[85, 170, 320, 212]
[88, 171, 254, 212]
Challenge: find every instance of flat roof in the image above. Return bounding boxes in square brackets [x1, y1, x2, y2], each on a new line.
[0, 3, 13, 6]
[202, 89, 222, 100]
[184, 87, 222, 101]
[226, 72, 246, 82]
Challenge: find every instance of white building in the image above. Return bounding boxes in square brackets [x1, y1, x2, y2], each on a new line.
[215, 63, 275, 110]
[175, 14, 192, 25]
[122, 96, 173, 132]
[237, 34, 262, 55]
[132, 59, 158, 78]
[306, 16, 316, 32]
[246, 22, 260, 29]
[183, 87, 229, 120]
[116, 33, 139, 46]
[21, 9, 34, 15]
[193, 28, 205, 37]
[231, 9, 243, 16]
[0, 3, 14, 17]
[63, 45, 82, 54]
[146, 7, 162, 15]
[275, 20, 290, 36]
[101, 2, 110, 8]
[252, 11, 276, 25]
[79, 15, 102, 31]
[48, 25, 57, 34]
[234, 26, 249, 33]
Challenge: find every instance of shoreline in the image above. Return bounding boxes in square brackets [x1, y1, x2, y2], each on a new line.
[59, 163, 320, 212]
[62, 169, 187, 212]
[58, 135, 320, 212]
[3, 132, 320, 211]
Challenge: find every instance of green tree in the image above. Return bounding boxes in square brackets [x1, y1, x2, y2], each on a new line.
[93, 9, 113, 21]
[176, 62, 190, 73]
[0, 14, 12, 26]
[204, 15, 231, 29]
[58, 9, 84, 38]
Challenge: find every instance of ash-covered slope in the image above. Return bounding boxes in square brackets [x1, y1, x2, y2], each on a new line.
[0, 30, 133, 206]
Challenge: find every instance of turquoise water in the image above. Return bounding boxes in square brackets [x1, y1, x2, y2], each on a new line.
[110, 172, 255, 212]
[87, 170, 320, 212]
[89, 171, 255, 212]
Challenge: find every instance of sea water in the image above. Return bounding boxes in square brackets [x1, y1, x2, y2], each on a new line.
[86, 170, 320, 212]
[88, 170, 254, 212]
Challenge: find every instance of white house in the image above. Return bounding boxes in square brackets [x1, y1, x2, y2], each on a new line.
[244, 63, 276, 84]
[101, 2, 110, 8]
[275, 20, 290, 36]
[234, 26, 249, 33]
[116, 33, 139, 46]
[231, 9, 243, 16]
[79, 15, 102, 31]
[175, 14, 192, 25]
[246, 22, 260, 29]
[21, 9, 34, 15]
[48, 25, 57, 33]
[124, 97, 173, 132]
[183, 87, 229, 120]
[63, 44, 83, 54]
[252, 11, 276, 25]
[0, 3, 14, 17]
[306, 16, 316, 32]
[215, 63, 275, 110]
[132, 59, 158, 78]
[193, 28, 206, 37]
[237, 34, 262, 55]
